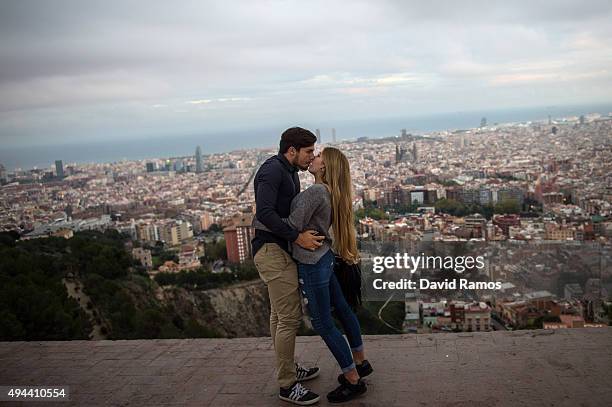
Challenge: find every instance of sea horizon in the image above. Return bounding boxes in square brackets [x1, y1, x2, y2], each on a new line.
[2, 102, 611, 172]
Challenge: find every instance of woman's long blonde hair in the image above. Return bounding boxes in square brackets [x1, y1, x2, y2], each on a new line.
[321, 147, 359, 264]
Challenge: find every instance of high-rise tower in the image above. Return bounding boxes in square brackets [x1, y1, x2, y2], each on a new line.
[55, 160, 64, 179]
[195, 146, 203, 173]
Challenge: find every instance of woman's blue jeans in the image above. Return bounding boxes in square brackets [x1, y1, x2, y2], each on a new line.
[297, 250, 363, 373]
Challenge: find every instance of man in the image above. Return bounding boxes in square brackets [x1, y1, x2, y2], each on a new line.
[252, 127, 325, 405]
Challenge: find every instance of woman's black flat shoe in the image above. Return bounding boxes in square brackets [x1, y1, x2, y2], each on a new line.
[337, 360, 373, 384]
[327, 379, 367, 403]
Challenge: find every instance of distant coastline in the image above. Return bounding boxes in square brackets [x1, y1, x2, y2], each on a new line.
[2, 102, 611, 171]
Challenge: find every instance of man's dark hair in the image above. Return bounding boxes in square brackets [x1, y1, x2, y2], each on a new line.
[279, 127, 317, 153]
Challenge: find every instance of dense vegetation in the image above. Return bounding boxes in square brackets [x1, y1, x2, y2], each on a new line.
[357, 301, 405, 334]
[356, 198, 533, 222]
[0, 232, 91, 340]
[0, 230, 218, 341]
[154, 260, 258, 289]
[1, 230, 410, 342]
[202, 238, 227, 262]
[434, 198, 521, 219]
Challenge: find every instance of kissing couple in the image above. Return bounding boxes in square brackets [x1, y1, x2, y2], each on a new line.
[252, 127, 373, 404]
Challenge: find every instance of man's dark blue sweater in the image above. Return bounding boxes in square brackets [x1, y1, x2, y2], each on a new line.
[251, 153, 300, 255]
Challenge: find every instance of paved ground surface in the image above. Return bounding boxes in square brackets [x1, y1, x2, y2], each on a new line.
[1, 328, 611, 406]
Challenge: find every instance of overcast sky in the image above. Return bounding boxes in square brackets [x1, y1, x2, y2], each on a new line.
[1, 0, 611, 147]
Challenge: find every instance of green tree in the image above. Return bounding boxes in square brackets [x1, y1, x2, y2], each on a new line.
[0, 238, 92, 341]
[207, 224, 222, 233]
[494, 199, 520, 214]
[204, 239, 227, 262]
[434, 199, 467, 216]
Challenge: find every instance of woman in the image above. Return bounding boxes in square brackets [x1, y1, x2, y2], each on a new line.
[284, 147, 373, 403]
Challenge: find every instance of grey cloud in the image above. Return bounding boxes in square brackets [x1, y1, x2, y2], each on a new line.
[0, 0, 611, 145]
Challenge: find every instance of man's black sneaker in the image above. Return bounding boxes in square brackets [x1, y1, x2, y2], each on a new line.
[296, 362, 320, 382]
[279, 382, 320, 406]
[326, 379, 367, 403]
[337, 360, 373, 384]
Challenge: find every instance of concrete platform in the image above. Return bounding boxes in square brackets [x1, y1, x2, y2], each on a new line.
[1, 328, 611, 406]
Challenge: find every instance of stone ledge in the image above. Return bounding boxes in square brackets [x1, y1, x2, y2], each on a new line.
[1, 328, 611, 406]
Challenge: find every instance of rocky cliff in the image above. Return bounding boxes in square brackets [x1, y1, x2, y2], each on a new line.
[157, 279, 271, 338]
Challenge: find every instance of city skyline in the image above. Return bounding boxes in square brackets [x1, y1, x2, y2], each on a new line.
[1, 1, 612, 150]
[1, 102, 611, 171]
